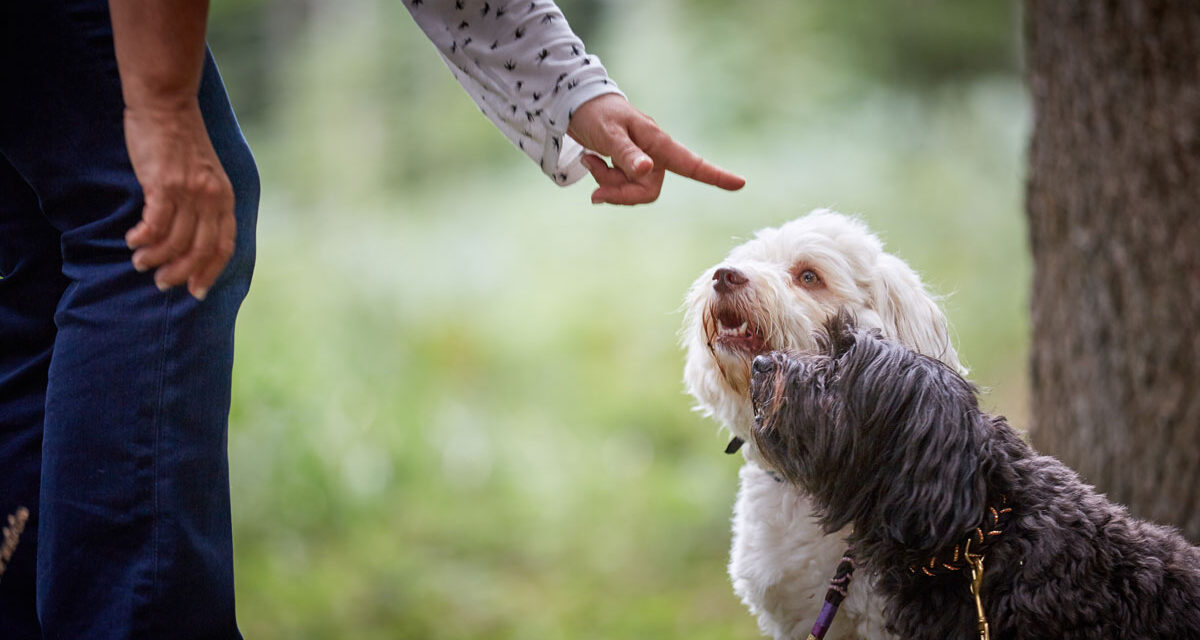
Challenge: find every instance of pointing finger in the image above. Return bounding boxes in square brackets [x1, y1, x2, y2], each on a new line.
[632, 120, 746, 192]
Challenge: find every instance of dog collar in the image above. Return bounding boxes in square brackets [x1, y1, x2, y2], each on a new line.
[909, 496, 1011, 577]
[805, 499, 1007, 640]
[724, 437, 787, 483]
[908, 497, 1010, 640]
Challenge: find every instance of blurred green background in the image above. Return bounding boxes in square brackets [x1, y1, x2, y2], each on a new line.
[210, 1, 1028, 637]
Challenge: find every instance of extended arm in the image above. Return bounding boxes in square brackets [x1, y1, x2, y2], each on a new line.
[406, 0, 744, 204]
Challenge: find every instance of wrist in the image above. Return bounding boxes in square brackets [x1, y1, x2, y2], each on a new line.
[566, 92, 631, 148]
[559, 83, 625, 137]
[121, 83, 201, 113]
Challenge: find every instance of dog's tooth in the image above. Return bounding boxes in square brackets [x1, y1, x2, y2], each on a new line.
[737, 321, 748, 334]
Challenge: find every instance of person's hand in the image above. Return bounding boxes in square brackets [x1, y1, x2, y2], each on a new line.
[123, 102, 235, 301]
[566, 94, 745, 205]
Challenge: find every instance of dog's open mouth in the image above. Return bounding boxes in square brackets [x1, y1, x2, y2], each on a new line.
[712, 309, 768, 354]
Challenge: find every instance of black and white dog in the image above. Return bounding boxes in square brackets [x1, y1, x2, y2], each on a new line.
[749, 314, 1200, 639]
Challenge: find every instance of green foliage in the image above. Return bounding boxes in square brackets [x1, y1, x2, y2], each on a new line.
[211, 0, 1028, 636]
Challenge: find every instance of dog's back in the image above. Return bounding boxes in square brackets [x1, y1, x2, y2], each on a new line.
[993, 454, 1200, 638]
[879, 452, 1200, 639]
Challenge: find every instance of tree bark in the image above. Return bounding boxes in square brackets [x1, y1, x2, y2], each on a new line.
[1025, 0, 1200, 541]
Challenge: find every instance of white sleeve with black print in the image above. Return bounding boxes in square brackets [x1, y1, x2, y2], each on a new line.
[405, 0, 625, 185]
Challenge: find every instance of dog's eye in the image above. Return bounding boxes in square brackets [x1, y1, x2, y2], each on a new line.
[796, 269, 822, 288]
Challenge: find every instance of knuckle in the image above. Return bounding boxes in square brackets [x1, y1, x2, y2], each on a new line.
[140, 222, 167, 240]
[642, 134, 670, 157]
[199, 177, 222, 199]
[192, 242, 218, 261]
[159, 176, 190, 199]
[603, 122, 630, 144]
[216, 237, 235, 260]
[192, 169, 231, 199]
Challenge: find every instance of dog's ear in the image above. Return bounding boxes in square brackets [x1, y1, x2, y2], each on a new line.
[817, 308, 860, 359]
[868, 361, 988, 553]
[871, 254, 967, 376]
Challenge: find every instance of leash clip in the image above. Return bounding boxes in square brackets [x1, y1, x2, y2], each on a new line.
[964, 538, 990, 640]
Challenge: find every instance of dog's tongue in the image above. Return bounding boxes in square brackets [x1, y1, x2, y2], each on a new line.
[725, 437, 745, 454]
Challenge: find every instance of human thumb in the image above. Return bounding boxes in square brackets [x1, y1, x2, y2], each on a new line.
[610, 132, 653, 179]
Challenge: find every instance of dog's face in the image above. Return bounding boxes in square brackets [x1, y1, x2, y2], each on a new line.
[749, 317, 988, 552]
[682, 210, 963, 456]
[747, 316, 874, 498]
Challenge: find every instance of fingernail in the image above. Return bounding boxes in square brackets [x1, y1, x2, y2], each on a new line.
[155, 279, 170, 292]
[133, 258, 149, 273]
[591, 194, 603, 205]
[192, 287, 208, 301]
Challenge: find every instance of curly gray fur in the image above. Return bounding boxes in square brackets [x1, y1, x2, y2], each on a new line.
[748, 312, 1200, 639]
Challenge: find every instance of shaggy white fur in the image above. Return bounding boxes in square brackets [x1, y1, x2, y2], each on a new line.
[681, 210, 964, 640]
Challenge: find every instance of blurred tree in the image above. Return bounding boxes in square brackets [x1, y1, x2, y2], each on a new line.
[1025, 0, 1200, 541]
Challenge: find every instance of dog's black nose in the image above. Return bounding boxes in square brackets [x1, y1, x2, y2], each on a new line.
[713, 267, 748, 294]
[752, 355, 775, 376]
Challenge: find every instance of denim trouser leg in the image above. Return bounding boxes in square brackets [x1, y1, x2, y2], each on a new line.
[0, 155, 62, 639]
[0, 2, 258, 638]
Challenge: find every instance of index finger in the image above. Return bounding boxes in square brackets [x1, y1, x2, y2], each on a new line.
[661, 141, 746, 191]
[634, 123, 746, 192]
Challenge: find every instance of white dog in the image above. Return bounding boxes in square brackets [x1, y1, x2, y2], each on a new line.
[681, 210, 965, 640]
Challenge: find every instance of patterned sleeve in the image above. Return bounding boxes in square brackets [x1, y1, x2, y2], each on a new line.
[405, 0, 625, 185]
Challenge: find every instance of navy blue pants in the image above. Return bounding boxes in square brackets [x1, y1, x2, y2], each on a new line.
[0, 2, 257, 637]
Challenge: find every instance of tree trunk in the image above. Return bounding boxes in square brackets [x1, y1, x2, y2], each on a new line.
[1025, 0, 1200, 542]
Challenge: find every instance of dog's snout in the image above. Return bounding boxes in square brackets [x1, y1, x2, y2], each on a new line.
[752, 355, 775, 376]
[713, 267, 749, 294]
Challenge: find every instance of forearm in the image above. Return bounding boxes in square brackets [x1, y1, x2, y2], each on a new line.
[110, 1, 236, 300]
[109, 0, 210, 109]
[406, 0, 745, 202]
[406, 0, 622, 183]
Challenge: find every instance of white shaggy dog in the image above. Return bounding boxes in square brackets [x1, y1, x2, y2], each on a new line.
[681, 210, 965, 640]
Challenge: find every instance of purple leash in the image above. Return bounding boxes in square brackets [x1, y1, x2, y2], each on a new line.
[806, 549, 856, 640]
